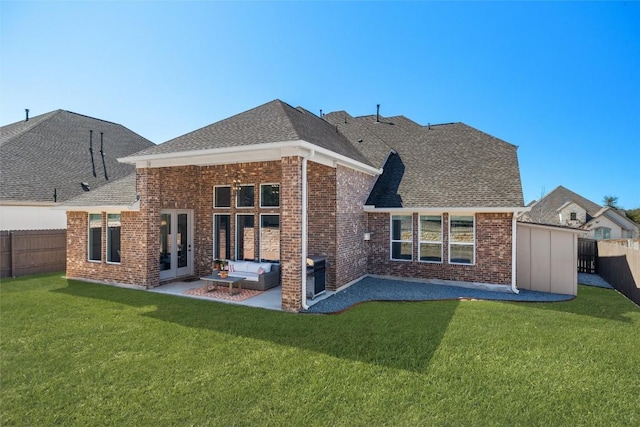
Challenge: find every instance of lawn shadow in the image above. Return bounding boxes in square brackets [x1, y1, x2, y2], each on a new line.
[513, 285, 638, 323]
[54, 279, 459, 373]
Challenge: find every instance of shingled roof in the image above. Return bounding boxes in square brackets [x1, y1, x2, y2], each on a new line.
[523, 185, 602, 225]
[0, 110, 154, 204]
[59, 173, 138, 209]
[323, 112, 524, 208]
[128, 99, 371, 167]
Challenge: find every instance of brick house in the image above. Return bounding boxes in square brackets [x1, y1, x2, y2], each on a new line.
[59, 100, 526, 311]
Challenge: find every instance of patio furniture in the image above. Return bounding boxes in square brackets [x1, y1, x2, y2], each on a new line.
[200, 273, 245, 296]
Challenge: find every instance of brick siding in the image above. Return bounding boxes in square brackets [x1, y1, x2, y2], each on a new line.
[367, 212, 513, 285]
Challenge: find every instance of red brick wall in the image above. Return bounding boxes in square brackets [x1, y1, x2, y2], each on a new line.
[367, 212, 513, 285]
[335, 165, 376, 289]
[280, 156, 303, 311]
[307, 162, 337, 289]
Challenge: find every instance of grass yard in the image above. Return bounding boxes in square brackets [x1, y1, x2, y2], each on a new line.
[1, 273, 639, 426]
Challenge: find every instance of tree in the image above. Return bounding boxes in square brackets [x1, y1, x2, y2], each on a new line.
[602, 195, 619, 209]
[626, 208, 640, 224]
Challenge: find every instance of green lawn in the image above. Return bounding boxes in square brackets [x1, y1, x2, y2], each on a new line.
[2, 273, 639, 426]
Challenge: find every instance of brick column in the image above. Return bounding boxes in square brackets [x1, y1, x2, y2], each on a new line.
[136, 168, 161, 288]
[280, 156, 303, 311]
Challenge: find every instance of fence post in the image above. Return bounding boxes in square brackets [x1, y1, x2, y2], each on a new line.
[10, 231, 16, 278]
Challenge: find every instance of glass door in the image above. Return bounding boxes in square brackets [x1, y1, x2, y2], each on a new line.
[159, 210, 192, 280]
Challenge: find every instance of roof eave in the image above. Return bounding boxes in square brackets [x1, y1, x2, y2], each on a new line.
[118, 140, 381, 176]
[363, 206, 530, 214]
[53, 200, 140, 213]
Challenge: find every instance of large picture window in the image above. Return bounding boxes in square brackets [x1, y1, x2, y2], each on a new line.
[236, 214, 255, 260]
[260, 183, 280, 208]
[214, 186, 231, 208]
[107, 214, 121, 264]
[449, 215, 475, 264]
[419, 215, 442, 263]
[594, 227, 611, 240]
[88, 213, 102, 262]
[214, 214, 231, 260]
[236, 185, 255, 208]
[260, 214, 280, 262]
[391, 215, 413, 260]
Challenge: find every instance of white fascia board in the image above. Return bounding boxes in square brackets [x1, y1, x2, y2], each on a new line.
[0, 200, 58, 207]
[517, 221, 585, 234]
[119, 140, 381, 176]
[53, 201, 140, 213]
[363, 206, 531, 214]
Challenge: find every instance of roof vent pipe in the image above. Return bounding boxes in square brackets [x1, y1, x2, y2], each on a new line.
[25, 109, 29, 122]
[376, 104, 380, 123]
[319, 109, 323, 117]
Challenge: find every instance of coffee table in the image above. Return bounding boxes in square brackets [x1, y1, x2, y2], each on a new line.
[200, 273, 245, 296]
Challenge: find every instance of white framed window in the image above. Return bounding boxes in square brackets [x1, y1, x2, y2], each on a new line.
[419, 215, 442, 263]
[391, 215, 413, 261]
[236, 185, 255, 208]
[594, 227, 611, 240]
[213, 214, 231, 261]
[214, 186, 231, 208]
[236, 214, 255, 260]
[106, 213, 121, 264]
[449, 215, 475, 265]
[260, 214, 280, 262]
[88, 213, 102, 262]
[260, 183, 280, 208]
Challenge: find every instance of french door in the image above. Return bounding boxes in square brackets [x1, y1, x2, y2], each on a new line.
[159, 210, 193, 280]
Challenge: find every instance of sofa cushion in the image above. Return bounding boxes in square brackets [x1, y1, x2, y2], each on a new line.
[258, 262, 272, 273]
[229, 261, 249, 272]
[245, 262, 263, 274]
[228, 271, 259, 282]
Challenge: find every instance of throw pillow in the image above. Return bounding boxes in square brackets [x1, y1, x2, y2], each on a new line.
[228, 263, 235, 272]
[257, 267, 265, 275]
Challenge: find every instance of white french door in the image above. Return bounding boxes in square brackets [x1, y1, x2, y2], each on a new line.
[159, 210, 193, 280]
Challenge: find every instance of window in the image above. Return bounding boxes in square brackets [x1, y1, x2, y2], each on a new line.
[88, 213, 102, 262]
[594, 227, 611, 240]
[449, 215, 475, 264]
[419, 215, 442, 263]
[391, 215, 413, 260]
[570, 212, 577, 221]
[260, 214, 280, 262]
[236, 185, 255, 208]
[236, 214, 255, 260]
[214, 186, 231, 208]
[260, 183, 280, 208]
[106, 214, 121, 263]
[214, 214, 231, 260]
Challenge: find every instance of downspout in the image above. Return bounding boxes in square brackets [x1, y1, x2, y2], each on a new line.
[301, 149, 315, 310]
[511, 212, 520, 294]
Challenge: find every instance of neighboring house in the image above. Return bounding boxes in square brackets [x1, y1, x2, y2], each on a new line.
[0, 110, 154, 230]
[520, 185, 639, 240]
[58, 99, 527, 311]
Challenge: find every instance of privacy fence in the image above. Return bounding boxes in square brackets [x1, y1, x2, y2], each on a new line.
[0, 230, 66, 278]
[597, 239, 640, 306]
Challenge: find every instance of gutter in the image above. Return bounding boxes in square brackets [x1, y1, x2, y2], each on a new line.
[301, 149, 315, 310]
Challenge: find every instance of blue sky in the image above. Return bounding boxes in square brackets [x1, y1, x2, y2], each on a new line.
[2, 1, 639, 208]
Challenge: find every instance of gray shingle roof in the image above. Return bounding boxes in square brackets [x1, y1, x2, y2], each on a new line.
[324, 112, 524, 208]
[128, 100, 372, 167]
[59, 173, 138, 208]
[524, 186, 601, 225]
[0, 110, 154, 203]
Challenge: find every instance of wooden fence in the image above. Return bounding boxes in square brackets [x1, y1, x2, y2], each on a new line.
[0, 230, 66, 278]
[597, 239, 640, 306]
[578, 238, 597, 274]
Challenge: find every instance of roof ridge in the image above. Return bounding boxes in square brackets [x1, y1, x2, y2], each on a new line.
[0, 109, 63, 147]
[61, 110, 123, 126]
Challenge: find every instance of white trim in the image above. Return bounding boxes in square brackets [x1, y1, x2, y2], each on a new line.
[516, 221, 585, 234]
[106, 213, 121, 265]
[54, 201, 139, 212]
[259, 183, 280, 208]
[0, 200, 58, 207]
[213, 213, 231, 260]
[418, 214, 443, 264]
[235, 213, 255, 261]
[511, 213, 519, 294]
[213, 185, 231, 208]
[235, 184, 255, 209]
[119, 140, 381, 176]
[88, 213, 102, 262]
[449, 214, 475, 265]
[365, 205, 530, 214]
[259, 213, 280, 263]
[301, 149, 315, 310]
[390, 214, 413, 261]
